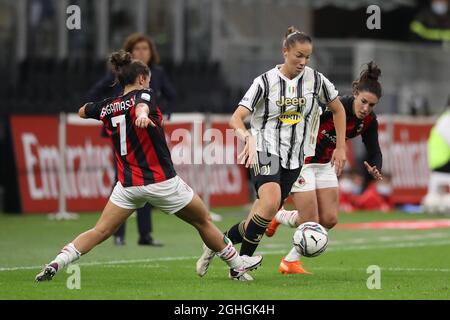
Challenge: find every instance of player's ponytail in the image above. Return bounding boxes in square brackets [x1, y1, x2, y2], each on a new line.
[109, 50, 150, 87]
[283, 25, 312, 49]
[352, 61, 382, 99]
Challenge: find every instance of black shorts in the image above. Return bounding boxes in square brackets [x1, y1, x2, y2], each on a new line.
[249, 151, 301, 207]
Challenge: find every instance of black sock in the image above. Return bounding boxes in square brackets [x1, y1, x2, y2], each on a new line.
[224, 220, 246, 244]
[240, 214, 271, 256]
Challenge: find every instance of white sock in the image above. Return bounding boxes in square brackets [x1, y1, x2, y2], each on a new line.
[50, 243, 81, 271]
[275, 209, 298, 228]
[284, 247, 301, 262]
[216, 243, 242, 269]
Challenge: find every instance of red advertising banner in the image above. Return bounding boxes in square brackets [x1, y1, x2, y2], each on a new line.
[10, 116, 115, 213]
[11, 114, 432, 212]
[10, 115, 249, 213]
[164, 121, 249, 207]
[377, 118, 433, 204]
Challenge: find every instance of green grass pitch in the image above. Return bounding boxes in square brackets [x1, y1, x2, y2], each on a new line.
[0, 208, 449, 300]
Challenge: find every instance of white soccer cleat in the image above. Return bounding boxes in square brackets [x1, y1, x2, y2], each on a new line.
[196, 243, 216, 277]
[229, 255, 263, 280]
[35, 263, 58, 282]
[228, 271, 254, 281]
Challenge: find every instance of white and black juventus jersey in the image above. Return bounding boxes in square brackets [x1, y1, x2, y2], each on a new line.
[239, 65, 338, 170]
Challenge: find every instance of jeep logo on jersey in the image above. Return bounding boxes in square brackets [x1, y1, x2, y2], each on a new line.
[276, 96, 306, 107]
[279, 111, 303, 125]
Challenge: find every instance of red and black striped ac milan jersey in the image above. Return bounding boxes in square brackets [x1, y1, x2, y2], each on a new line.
[305, 95, 382, 169]
[84, 88, 176, 187]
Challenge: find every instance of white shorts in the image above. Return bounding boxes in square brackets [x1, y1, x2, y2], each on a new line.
[109, 175, 195, 214]
[291, 162, 338, 193]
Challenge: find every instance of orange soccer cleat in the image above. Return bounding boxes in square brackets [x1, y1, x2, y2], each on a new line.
[278, 257, 312, 275]
[265, 218, 281, 237]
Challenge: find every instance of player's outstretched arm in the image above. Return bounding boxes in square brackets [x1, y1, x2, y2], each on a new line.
[135, 103, 156, 128]
[78, 103, 89, 119]
[78, 102, 102, 120]
[364, 161, 383, 180]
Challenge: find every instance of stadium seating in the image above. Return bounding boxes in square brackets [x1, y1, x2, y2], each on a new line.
[3, 58, 234, 115]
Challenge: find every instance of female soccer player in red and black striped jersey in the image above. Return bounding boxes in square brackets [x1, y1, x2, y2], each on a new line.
[87, 33, 176, 247]
[35, 51, 262, 282]
[265, 62, 384, 274]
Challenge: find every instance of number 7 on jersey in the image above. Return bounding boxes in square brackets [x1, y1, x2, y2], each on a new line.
[111, 115, 127, 156]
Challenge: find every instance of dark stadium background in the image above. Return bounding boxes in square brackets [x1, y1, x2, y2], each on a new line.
[0, 0, 449, 212]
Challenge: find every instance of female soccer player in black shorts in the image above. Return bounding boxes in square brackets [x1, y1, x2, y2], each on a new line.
[197, 26, 347, 281]
[266, 62, 384, 274]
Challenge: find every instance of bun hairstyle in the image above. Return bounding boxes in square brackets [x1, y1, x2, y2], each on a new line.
[352, 61, 382, 99]
[110, 50, 132, 71]
[109, 50, 150, 87]
[283, 26, 312, 48]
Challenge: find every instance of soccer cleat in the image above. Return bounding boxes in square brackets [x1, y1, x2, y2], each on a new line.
[196, 243, 216, 277]
[35, 263, 58, 282]
[229, 255, 263, 280]
[279, 257, 312, 275]
[228, 271, 254, 281]
[265, 218, 281, 237]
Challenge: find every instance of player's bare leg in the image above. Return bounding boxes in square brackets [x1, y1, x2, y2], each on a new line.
[246, 182, 282, 225]
[178, 194, 262, 279]
[72, 201, 135, 253]
[292, 190, 320, 224]
[317, 187, 339, 229]
[36, 201, 134, 282]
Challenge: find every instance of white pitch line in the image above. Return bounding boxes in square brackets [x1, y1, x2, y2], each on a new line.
[0, 256, 198, 272]
[294, 266, 450, 273]
[1, 238, 450, 273]
[331, 232, 450, 245]
[327, 239, 450, 251]
[94, 264, 450, 273]
[233, 232, 450, 249]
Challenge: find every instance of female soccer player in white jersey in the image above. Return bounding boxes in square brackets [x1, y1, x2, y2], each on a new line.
[197, 26, 347, 280]
[266, 62, 384, 274]
[35, 51, 262, 282]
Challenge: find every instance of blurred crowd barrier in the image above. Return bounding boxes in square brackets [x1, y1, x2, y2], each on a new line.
[7, 113, 435, 213]
[347, 115, 436, 205]
[8, 113, 248, 213]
